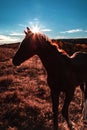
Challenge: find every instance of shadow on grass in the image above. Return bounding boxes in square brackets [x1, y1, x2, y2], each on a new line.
[0, 75, 13, 92]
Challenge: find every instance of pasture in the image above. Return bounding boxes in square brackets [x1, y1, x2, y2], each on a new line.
[0, 40, 87, 130]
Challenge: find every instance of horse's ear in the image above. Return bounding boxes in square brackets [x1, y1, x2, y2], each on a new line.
[24, 27, 33, 36]
[24, 30, 27, 35]
[27, 27, 30, 31]
[27, 27, 32, 33]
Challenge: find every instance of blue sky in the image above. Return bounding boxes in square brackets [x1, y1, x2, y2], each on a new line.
[0, 0, 87, 44]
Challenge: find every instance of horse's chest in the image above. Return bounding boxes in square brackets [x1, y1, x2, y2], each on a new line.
[47, 73, 71, 91]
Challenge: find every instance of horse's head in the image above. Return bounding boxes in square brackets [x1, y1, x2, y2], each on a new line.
[12, 27, 38, 66]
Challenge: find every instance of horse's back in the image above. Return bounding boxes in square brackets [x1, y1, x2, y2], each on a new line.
[70, 52, 87, 82]
[70, 51, 87, 66]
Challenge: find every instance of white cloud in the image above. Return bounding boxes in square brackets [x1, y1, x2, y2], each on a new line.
[55, 35, 67, 39]
[41, 29, 52, 32]
[29, 18, 39, 23]
[18, 24, 26, 27]
[0, 35, 21, 44]
[60, 29, 83, 34]
[9, 32, 24, 36]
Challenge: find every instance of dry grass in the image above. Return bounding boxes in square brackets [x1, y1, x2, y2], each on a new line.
[0, 41, 87, 130]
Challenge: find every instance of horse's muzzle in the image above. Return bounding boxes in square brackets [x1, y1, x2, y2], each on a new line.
[12, 58, 21, 66]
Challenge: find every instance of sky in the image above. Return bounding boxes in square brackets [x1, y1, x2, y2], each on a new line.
[0, 0, 87, 44]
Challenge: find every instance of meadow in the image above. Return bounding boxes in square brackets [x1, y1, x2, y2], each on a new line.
[0, 39, 87, 130]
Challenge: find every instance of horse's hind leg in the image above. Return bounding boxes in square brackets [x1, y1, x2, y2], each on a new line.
[84, 82, 87, 100]
[82, 82, 87, 120]
[62, 88, 75, 129]
[80, 83, 85, 109]
[80, 82, 87, 100]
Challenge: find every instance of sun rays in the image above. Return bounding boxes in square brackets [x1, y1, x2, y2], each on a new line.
[29, 19, 42, 34]
[31, 25, 40, 33]
[28, 19, 52, 34]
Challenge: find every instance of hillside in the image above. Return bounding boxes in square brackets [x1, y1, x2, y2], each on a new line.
[0, 40, 87, 130]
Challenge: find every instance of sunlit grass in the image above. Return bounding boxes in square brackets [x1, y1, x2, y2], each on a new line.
[0, 41, 87, 129]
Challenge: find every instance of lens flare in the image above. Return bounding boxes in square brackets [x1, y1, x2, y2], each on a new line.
[31, 25, 40, 33]
[29, 19, 52, 34]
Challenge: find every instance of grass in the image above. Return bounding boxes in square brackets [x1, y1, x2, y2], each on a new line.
[0, 40, 87, 130]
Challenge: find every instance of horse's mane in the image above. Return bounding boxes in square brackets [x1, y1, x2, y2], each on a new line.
[34, 32, 69, 57]
[34, 32, 52, 44]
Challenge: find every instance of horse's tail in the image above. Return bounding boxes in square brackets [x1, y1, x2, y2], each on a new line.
[84, 82, 87, 100]
[81, 82, 87, 121]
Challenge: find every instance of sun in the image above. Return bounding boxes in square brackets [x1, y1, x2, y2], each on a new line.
[31, 25, 40, 33]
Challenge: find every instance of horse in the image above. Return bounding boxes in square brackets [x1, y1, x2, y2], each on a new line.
[12, 27, 87, 130]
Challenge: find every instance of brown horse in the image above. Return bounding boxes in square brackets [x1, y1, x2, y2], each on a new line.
[12, 27, 87, 130]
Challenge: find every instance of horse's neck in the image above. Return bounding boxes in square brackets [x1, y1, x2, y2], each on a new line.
[37, 43, 68, 75]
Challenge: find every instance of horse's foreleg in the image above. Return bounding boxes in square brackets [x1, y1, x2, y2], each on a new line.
[62, 89, 75, 129]
[51, 91, 59, 130]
